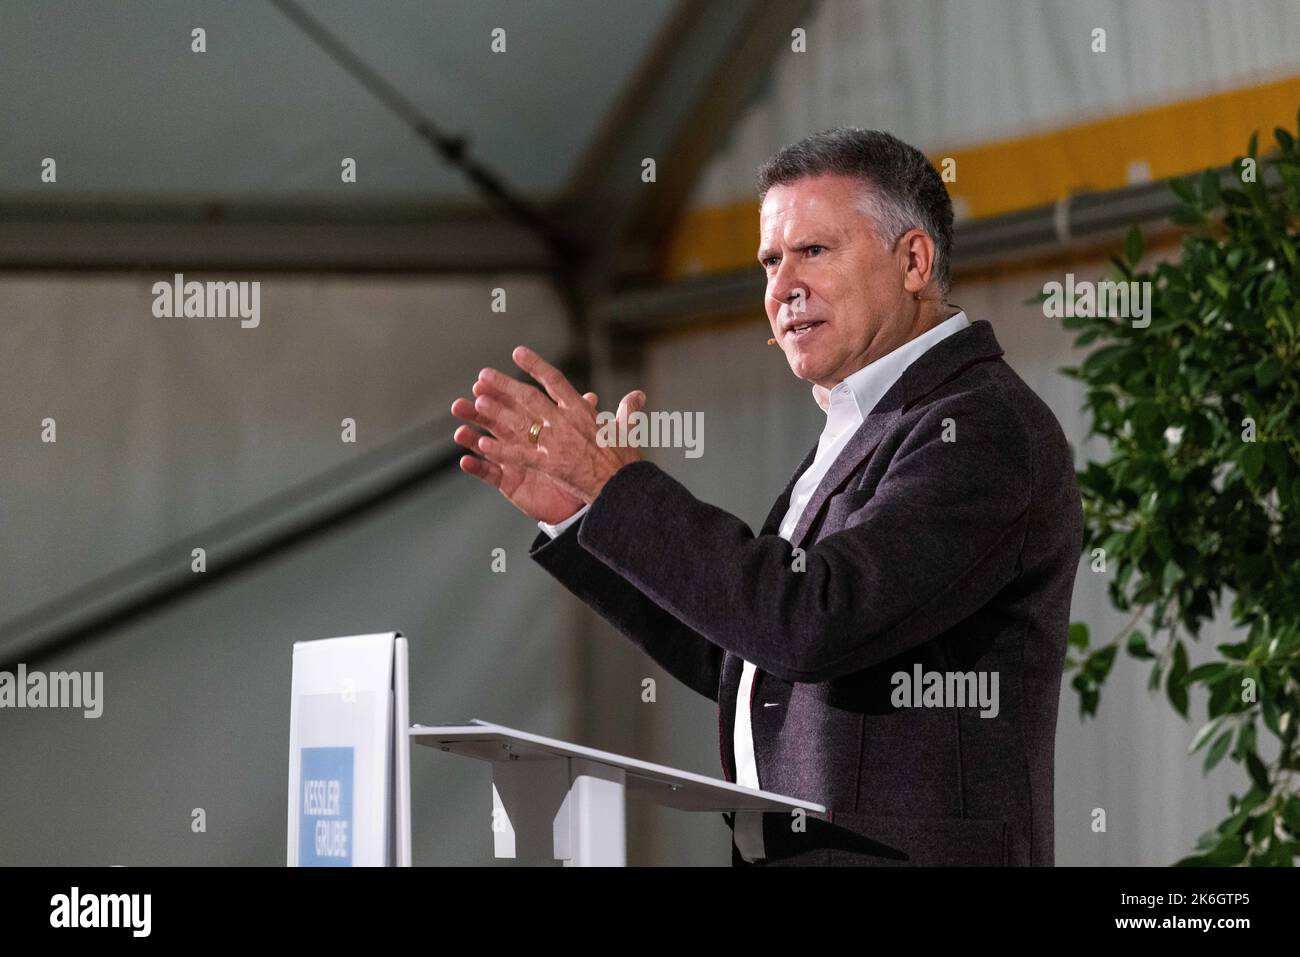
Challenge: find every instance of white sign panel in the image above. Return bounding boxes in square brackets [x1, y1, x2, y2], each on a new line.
[287, 633, 407, 866]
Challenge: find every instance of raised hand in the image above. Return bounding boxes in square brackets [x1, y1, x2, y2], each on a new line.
[451, 386, 599, 526]
[470, 347, 645, 504]
[452, 346, 646, 515]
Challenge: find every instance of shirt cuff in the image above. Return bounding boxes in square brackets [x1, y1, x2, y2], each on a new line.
[537, 504, 589, 539]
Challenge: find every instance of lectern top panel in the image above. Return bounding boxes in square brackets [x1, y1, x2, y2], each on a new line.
[409, 719, 825, 814]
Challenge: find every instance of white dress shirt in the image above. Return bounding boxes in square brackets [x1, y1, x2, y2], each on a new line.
[540, 311, 972, 862]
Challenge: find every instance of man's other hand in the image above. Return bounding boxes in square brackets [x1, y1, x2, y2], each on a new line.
[452, 346, 646, 516]
[451, 388, 597, 526]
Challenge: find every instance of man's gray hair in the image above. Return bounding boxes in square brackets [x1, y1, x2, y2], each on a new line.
[755, 128, 954, 297]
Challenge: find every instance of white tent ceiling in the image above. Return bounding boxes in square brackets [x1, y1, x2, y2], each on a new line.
[0, 0, 676, 208]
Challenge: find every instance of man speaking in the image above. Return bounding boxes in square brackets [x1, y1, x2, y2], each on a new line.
[451, 128, 1083, 866]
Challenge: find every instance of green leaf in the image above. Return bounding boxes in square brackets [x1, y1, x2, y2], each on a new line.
[1204, 730, 1234, 772]
[1081, 344, 1128, 379]
[1245, 751, 1271, 792]
[1262, 696, 1283, 738]
[1080, 686, 1099, 720]
[1124, 224, 1143, 265]
[1200, 168, 1222, 207]
[1167, 640, 1190, 718]
[1208, 673, 1237, 717]
[1250, 812, 1274, 845]
[1282, 796, 1300, 837]
[1218, 640, 1252, 660]
[1206, 274, 1231, 300]
[1223, 798, 1253, 836]
[1257, 836, 1295, 866]
[1194, 827, 1223, 851]
[1187, 662, 1228, 684]
[1233, 720, 1257, 762]
[1168, 176, 1198, 204]
[1086, 645, 1117, 683]
[1277, 126, 1295, 151]
[1240, 442, 1265, 481]
[1189, 716, 1225, 753]
[1127, 630, 1154, 659]
[1203, 834, 1248, 865]
[1255, 354, 1283, 387]
[1161, 559, 1183, 593]
[1067, 622, 1089, 651]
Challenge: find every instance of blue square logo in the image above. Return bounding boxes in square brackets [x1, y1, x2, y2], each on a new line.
[299, 746, 354, 866]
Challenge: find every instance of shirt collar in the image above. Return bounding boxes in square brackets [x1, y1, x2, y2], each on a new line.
[813, 311, 971, 417]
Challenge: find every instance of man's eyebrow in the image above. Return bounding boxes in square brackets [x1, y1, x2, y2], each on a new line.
[758, 239, 825, 262]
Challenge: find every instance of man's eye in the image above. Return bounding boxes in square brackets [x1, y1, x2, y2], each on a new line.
[807, 245, 824, 257]
[763, 257, 780, 268]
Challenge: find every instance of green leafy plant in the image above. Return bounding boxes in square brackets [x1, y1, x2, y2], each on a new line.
[1059, 114, 1300, 866]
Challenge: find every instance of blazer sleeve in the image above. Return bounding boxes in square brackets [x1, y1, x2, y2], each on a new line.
[571, 394, 1034, 684]
[529, 521, 723, 701]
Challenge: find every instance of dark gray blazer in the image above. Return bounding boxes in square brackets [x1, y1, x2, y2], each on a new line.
[530, 319, 1083, 865]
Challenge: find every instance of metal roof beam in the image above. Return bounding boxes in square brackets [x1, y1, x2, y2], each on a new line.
[0, 202, 553, 272]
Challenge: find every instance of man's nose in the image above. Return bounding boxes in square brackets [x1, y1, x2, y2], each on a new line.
[764, 263, 806, 312]
[770, 276, 808, 314]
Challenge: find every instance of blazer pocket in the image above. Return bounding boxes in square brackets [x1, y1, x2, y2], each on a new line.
[825, 813, 1007, 866]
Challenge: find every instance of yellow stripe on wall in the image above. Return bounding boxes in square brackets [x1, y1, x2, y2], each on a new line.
[662, 74, 1300, 282]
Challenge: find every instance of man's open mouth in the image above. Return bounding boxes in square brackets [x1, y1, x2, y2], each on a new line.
[785, 320, 825, 338]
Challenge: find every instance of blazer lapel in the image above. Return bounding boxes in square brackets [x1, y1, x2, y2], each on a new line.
[759, 441, 817, 535]
[787, 319, 1007, 549]
[788, 407, 900, 548]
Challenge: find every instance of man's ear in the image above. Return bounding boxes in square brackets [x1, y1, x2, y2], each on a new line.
[898, 229, 935, 297]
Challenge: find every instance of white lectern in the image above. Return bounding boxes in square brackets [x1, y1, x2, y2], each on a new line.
[411, 720, 825, 866]
[288, 635, 824, 866]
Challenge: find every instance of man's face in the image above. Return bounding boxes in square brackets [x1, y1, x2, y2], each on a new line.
[758, 174, 911, 388]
